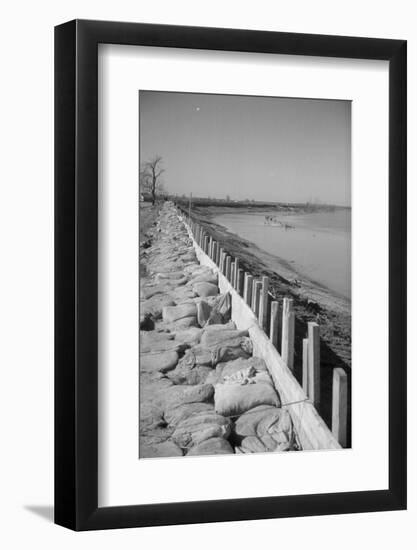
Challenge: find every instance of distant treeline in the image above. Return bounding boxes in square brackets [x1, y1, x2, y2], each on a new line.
[169, 196, 350, 212]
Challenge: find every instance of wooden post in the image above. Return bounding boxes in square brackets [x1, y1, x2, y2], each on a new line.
[281, 298, 295, 369]
[220, 250, 225, 273]
[209, 236, 213, 258]
[302, 338, 309, 395]
[251, 279, 258, 311]
[307, 322, 320, 409]
[332, 367, 348, 447]
[216, 243, 221, 265]
[203, 235, 209, 254]
[253, 281, 262, 318]
[270, 301, 279, 348]
[234, 258, 239, 289]
[237, 268, 244, 296]
[231, 261, 235, 286]
[244, 274, 253, 307]
[258, 276, 269, 331]
[225, 256, 231, 281]
[212, 241, 217, 264]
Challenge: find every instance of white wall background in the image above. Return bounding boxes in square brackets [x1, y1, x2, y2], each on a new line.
[0, 0, 415, 548]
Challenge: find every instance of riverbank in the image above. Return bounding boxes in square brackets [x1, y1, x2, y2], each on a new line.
[185, 205, 351, 436]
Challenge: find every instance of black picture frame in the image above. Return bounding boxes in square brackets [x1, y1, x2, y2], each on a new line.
[55, 19, 407, 531]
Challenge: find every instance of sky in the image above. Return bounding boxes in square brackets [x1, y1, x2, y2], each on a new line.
[139, 91, 351, 206]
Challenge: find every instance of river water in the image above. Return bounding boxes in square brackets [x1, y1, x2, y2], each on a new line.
[213, 209, 351, 299]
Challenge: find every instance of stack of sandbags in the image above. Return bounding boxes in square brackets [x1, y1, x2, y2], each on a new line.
[172, 328, 253, 374]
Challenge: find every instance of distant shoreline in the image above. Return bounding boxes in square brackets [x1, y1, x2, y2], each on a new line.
[144, 195, 351, 213]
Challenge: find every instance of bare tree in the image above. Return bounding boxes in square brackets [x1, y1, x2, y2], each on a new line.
[140, 156, 165, 205]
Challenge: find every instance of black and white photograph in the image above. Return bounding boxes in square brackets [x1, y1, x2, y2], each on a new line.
[139, 91, 351, 458]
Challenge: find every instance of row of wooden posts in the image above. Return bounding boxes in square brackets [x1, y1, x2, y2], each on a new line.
[183, 213, 348, 447]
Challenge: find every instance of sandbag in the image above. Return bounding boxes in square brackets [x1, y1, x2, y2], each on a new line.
[139, 440, 183, 458]
[184, 264, 208, 275]
[174, 327, 202, 346]
[202, 321, 236, 333]
[162, 383, 214, 413]
[181, 252, 197, 263]
[221, 363, 272, 387]
[140, 284, 171, 300]
[193, 282, 218, 298]
[188, 271, 218, 285]
[172, 412, 231, 449]
[140, 331, 176, 353]
[211, 339, 252, 365]
[168, 365, 213, 386]
[167, 316, 199, 330]
[140, 339, 182, 354]
[163, 303, 197, 323]
[186, 437, 234, 456]
[139, 401, 165, 431]
[240, 436, 267, 453]
[139, 429, 173, 451]
[156, 270, 186, 280]
[205, 364, 225, 386]
[196, 300, 212, 327]
[169, 286, 196, 303]
[221, 357, 268, 380]
[140, 350, 179, 374]
[214, 383, 280, 417]
[164, 402, 214, 427]
[257, 407, 294, 447]
[139, 425, 174, 446]
[200, 329, 249, 349]
[206, 293, 232, 324]
[234, 405, 282, 438]
[179, 346, 213, 368]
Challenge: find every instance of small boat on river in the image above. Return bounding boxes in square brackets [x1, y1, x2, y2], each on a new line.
[264, 216, 293, 229]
